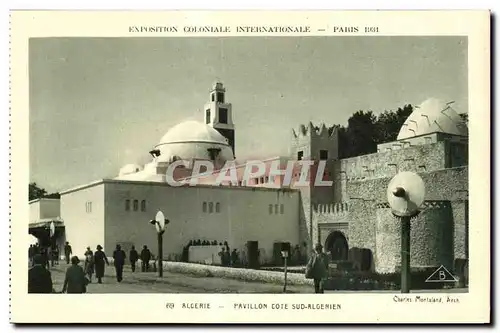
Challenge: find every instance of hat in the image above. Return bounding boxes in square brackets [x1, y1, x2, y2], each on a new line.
[96, 245, 103, 250]
[71, 256, 80, 265]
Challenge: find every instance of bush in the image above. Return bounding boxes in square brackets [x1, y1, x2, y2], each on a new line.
[324, 266, 457, 291]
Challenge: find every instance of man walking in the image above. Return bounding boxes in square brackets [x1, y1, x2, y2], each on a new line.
[62, 256, 88, 294]
[140, 245, 151, 272]
[305, 243, 330, 294]
[129, 245, 139, 273]
[64, 242, 72, 264]
[28, 254, 53, 293]
[112, 244, 126, 282]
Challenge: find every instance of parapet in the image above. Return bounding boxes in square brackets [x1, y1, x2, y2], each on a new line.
[313, 202, 350, 214]
[291, 122, 339, 140]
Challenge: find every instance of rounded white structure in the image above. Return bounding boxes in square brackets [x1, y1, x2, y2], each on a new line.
[397, 98, 468, 140]
[154, 120, 234, 163]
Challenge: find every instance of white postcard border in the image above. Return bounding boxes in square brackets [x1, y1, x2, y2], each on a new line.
[9, 10, 491, 324]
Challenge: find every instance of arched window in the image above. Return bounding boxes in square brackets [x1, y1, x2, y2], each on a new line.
[133, 200, 139, 211]
[125, 200, 130, 211]
[209, 202, 214, 213]
[280, 204, 284, 214]
[215, 202, 220, 213]
[269, 204, 273, 214]
[141, 200, 146, 212]
[274, 204, 279, 214]
[202, 202, 207, 213]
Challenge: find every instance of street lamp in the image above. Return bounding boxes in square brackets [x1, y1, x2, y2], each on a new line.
[149, 210, 170, 277]
[280, 242, 291, 293]
[387, 171, 425, 294]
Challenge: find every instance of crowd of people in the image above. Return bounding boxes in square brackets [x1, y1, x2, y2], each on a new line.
[28, 240, 330, 294]
[28, 241, 155, 294]
[28, 243, 60, 269]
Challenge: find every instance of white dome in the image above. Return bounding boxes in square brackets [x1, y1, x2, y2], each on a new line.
[158, 120, 229, 145]
[119, 164, 143, 176]
[154, 121, 234, 162]
[397, 98, 468, 140]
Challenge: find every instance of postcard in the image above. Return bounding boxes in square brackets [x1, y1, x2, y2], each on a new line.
[10, 10, 490, 324]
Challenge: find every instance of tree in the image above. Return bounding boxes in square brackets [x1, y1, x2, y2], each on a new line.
[334, 104, 413, 159]
[29, 182, 47, 201]
[375, 105, 413, 144]
[336, 110, 378, 158]
[29, 182, 60, 201]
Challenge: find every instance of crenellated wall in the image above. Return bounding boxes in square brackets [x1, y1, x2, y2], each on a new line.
[290, 121, 340, 256]
[314, 202, 350, 215]
[289, 122, 339, 161]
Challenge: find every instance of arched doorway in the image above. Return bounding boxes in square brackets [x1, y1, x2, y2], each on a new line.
[325, 231, 349, 261]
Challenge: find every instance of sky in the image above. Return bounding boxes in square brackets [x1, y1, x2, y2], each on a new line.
[29, 36, 467, 193]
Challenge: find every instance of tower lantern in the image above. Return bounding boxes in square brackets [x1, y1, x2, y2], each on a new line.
[204, 81, 236, 157]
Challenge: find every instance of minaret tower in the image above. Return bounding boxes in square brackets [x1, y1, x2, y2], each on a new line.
[204, 81, 236, 157]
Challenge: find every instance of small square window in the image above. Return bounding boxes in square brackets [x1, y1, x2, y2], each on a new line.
[320, 150, 328, 160]
[85, 202, 92, 213]
[205, 109, 211, 124]
[219, 108, 228, 124]
[217, 92, 224, 103]
[297, 151, 304, 161]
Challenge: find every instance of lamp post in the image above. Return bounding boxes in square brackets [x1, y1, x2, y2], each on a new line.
[387, 172, 425, 294]
[149, 210, 169, 278]
[281, 250, 289, 293]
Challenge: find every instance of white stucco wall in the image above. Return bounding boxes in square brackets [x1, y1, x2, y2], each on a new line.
[29, 198, 60, 224]
[29, 201, 41, 225]
[60, 183, 105, 256]
[103, 181, 300, 264]
[188, 245, 223, 265]
[39, 199, 60, 219]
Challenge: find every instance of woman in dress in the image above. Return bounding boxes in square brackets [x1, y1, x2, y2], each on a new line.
[93, 245, 109, 284]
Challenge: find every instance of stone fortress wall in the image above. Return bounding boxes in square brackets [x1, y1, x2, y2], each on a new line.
[322, 166, 468, 273]
[292, 110, 469, 273]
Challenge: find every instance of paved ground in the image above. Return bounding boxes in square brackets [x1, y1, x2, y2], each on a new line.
[47, 263, 313, 294]
[46, 263, 468, 294]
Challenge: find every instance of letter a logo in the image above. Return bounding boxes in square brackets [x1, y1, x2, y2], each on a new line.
[425, 265, 458, 283]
